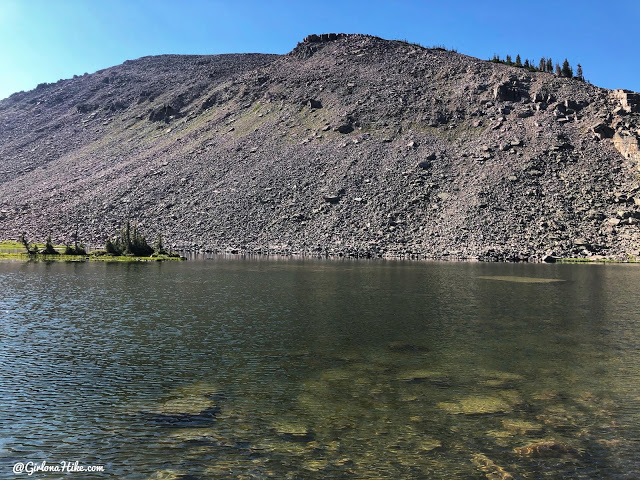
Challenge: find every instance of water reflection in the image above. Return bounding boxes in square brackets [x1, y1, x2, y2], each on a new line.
[0, 258, 638, 478]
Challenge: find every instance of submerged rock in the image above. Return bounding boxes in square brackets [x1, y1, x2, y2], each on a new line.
[513, 440, 578, 457]
[272, 421, 314, 442]
[536, 403, 585, 429]
[147, 470, 198, 480]
[480, 370, 525, 388]
[437, 395, 512, 415]
[396, 369, 444, 382]
[303, 459, 330, 472]
[531, 390, 560, 401]
[486, 429, 515, 440]
[501, 419, 543, 435]
[471, 453, 514, 480]
[142, 382, 222, 426]
[418, 438, 442, 452]
[162, 427, 235, 448]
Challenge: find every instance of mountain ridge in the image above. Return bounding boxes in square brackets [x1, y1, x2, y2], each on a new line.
[1, 33, 639, 261]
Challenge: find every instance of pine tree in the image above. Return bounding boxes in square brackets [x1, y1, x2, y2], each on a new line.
[524, 59, 530, 68]
[154, 234, 166, 255]
[539, 58, 546, 71]
[43, 234, 58, 255]
[561, 58, 573, 77]
[555, 63, 561, 75]
[515, 54, 522, 67]
[116, 220, 154, 256]
[546, 58, 553, 72]
[123, 219, 132, 254]
[506, 54, 512, 65]
[19, 232, 32, 254]
[576, 63, 584, 81]
[105, 238, 119, 254]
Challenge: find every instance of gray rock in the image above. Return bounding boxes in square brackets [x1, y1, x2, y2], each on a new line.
[592, 122, 615, 139]
[323, 193, 341, 204]
[304, 99, 322, 109]
[493, 80, 528, 102]
[335, 123, 354, 134]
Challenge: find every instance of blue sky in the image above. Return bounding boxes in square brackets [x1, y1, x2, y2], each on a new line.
[1, 0, 638, 100]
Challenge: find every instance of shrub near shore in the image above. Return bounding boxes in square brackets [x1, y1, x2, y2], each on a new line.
[2, 224, 182, 261]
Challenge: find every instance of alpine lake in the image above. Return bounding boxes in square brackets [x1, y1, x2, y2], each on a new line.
[0, 256, 638, 479]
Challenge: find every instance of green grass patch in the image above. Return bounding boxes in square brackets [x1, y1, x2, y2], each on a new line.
[0, 252, 185, 263]
[0, 241, 23, 250]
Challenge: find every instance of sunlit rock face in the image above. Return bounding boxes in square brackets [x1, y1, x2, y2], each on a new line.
[1, 34, 640, 261]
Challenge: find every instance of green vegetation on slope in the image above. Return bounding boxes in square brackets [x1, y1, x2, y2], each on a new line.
[3, 222, 183, 262]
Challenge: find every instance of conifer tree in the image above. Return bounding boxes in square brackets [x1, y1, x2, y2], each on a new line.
[546, 58, 553, 72]
[524, 59, 530, 68]
[123, 219, 132, 255]
[19, 232, 34, 254]
[576, 63, 584, 81]
[154, 234, 166, 255]
[561, 58, 573, 77]
[515, 54, 522, 67]
[539, 58, 546, 71]
[555, 63, 561, 75]
[506, 54, 512, 65]
[105, 238, 118, 254]
[43, 234, 58, 255]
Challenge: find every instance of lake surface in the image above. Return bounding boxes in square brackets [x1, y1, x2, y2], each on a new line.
[0, 257, 639, 479]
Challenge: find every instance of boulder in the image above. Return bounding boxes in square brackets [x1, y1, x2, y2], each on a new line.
[613, 131, 640, 166]
[149, 105, 179, 122]
[304, 99, 322, 109]
[335, 123, 354, 134]
[493, 80, 528, 102]
[323, 189, 345, 203]
[612, 89, 640, 113]
[591, 122, 615, 139]
[564, 99, 582, 111]
[532, 88, 556, 104]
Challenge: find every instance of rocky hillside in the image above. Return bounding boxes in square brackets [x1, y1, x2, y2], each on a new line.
[1, 34, 640, 261]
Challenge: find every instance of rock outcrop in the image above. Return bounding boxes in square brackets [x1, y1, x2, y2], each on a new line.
[613, 130, 640, 165]
[613, 89, 640, 113]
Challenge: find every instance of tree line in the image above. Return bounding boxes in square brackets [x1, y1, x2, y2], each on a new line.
[490, 54, 584, 81]
[105, 219, 166, 256]
[19, 220, 170, 257]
